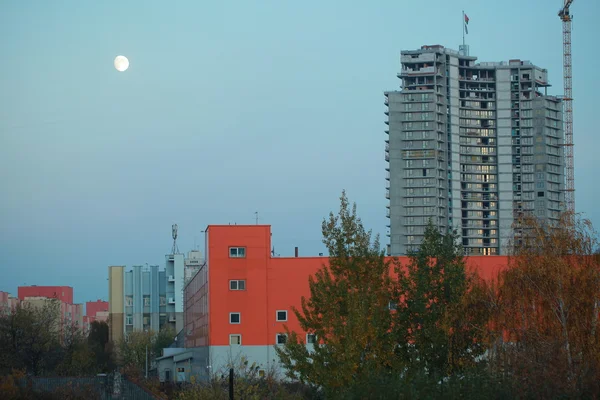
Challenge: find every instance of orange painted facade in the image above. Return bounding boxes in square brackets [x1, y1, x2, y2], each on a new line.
[184, 225, 509, 349]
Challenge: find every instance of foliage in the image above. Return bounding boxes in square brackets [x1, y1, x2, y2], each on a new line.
[0, 300, 62, 375]
[490, 212, 600, 397]
[118, 327, 176, 376]
[393, 221, 489, 382]
[176, 356, 311, 400]
[275, 191, 398, 398]
[87, 321, 115, 373]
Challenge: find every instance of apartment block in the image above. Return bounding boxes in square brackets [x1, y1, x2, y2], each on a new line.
[176, 224, 508, 383]
[108, 251, 197, 342]
[83, 299, 109, 332]
[385, 45, 564, 256]
[0, 291, 21, 315]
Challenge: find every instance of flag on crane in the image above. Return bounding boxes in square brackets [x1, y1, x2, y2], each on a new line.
[464, 14, 470, 34]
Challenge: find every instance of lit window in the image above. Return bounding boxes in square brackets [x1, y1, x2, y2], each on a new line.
[306, 334, 317, 344]
[276, 310, 287, 322]
[229, 280, 246, 291]
[276, 334, 287, 345]
[229, 247, 246, 258]
[230, 312, 241, 324]
[230, 334, 241, 345]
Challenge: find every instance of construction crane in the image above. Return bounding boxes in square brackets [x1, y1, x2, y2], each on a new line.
[559, 0, 575, 213]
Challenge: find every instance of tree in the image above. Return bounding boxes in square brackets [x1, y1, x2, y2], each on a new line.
[0, 300, 62, 375]
[88, 321, 115, 373]
[491, 212, 600, 397]
[393, 221, 488, 383]
[55, 321, 95, 376]
[118, 327, 176, 376]
[275, 191, 398, 398]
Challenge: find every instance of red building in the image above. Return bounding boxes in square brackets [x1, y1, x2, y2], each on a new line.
[18, 286, 73, 304]
[17, 286, 82, 332]
[83, 300, 109, 331]
[177, 225, 509, 382]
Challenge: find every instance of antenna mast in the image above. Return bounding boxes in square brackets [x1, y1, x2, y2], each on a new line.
[171, 224, 180, 254]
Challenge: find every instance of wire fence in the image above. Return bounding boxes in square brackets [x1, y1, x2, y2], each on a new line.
[17, 374, 161, 400]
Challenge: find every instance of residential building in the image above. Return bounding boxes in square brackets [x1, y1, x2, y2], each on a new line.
[178, 224, 509, 383]
[83, 299, 109, 332]
[18, 285, 73, 304]
[16, 286, 83, 328]
[385, 45, 564, 256]
[184, 250, 204, 285]
[0, 291, 21, 315]
[108, 251, 192, 343]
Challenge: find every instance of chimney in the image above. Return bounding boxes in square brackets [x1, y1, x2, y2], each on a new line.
[294, 247, 299, 257]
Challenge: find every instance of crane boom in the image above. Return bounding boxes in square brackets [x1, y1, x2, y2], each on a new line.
[559, 0, 575, 213]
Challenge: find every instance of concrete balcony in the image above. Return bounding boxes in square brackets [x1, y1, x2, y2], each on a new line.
[400, 66, 436, 76]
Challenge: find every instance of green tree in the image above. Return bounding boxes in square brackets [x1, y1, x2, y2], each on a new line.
[118, 327, 176, 376]
[88, 321, 115, 373]
[0, 300, 62, 375]
[393, 221, 488, 384]
[56, 321, 95, 376]
[275, 191, 398, 398]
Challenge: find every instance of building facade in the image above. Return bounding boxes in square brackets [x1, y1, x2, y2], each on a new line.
[18, 285, 74, 304]
[184, 250, 204, 285]
[108, 253, 189, 343]
[385, 45, 564, 256]
[0, 291, 21, 315]
[181, 225, 509, 382]
[83, 299, 109, 332]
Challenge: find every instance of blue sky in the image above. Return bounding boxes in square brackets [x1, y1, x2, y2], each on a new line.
[1, 0, 598, 305]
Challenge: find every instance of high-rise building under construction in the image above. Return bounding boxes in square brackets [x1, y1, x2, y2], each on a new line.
[385, 45, 564, 256]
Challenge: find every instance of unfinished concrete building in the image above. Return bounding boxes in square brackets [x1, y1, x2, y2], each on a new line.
[385, 45, 564, 256]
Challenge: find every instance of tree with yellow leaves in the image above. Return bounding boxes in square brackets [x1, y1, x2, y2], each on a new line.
[492, 212, 600, 397]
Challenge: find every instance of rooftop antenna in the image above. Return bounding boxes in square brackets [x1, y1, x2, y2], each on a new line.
[171, 224, 180, 254]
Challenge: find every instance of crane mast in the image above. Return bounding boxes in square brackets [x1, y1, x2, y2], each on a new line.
[559, 0, 575, 213]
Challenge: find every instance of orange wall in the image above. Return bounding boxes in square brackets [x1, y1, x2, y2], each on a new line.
[201, 225, 509, 347]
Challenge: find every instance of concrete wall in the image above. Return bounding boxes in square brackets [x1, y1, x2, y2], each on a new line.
[495, 68, 514, 253]
[108, 266, 125, 343]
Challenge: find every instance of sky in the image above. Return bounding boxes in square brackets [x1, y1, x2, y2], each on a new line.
[1, 0, 598, 305]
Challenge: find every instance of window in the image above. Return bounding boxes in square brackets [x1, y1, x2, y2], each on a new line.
[125, 296, 133, 306]
[143, 296, 150, 307]
[126, 315, 133, 325]
[388, 301, 398, 310]
[276, 310, 288, 322]
[276, 334, 288, 345]
[229, 334, 241, 345]
[229, 280, 246, 290]
[229, 247, 246, 258]
[306, 334, 317, 344]
[160, 296, 166, 306]
[230, 312, 241, 324]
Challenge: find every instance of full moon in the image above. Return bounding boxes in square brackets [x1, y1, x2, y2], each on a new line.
[114, 55, 129, 72]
